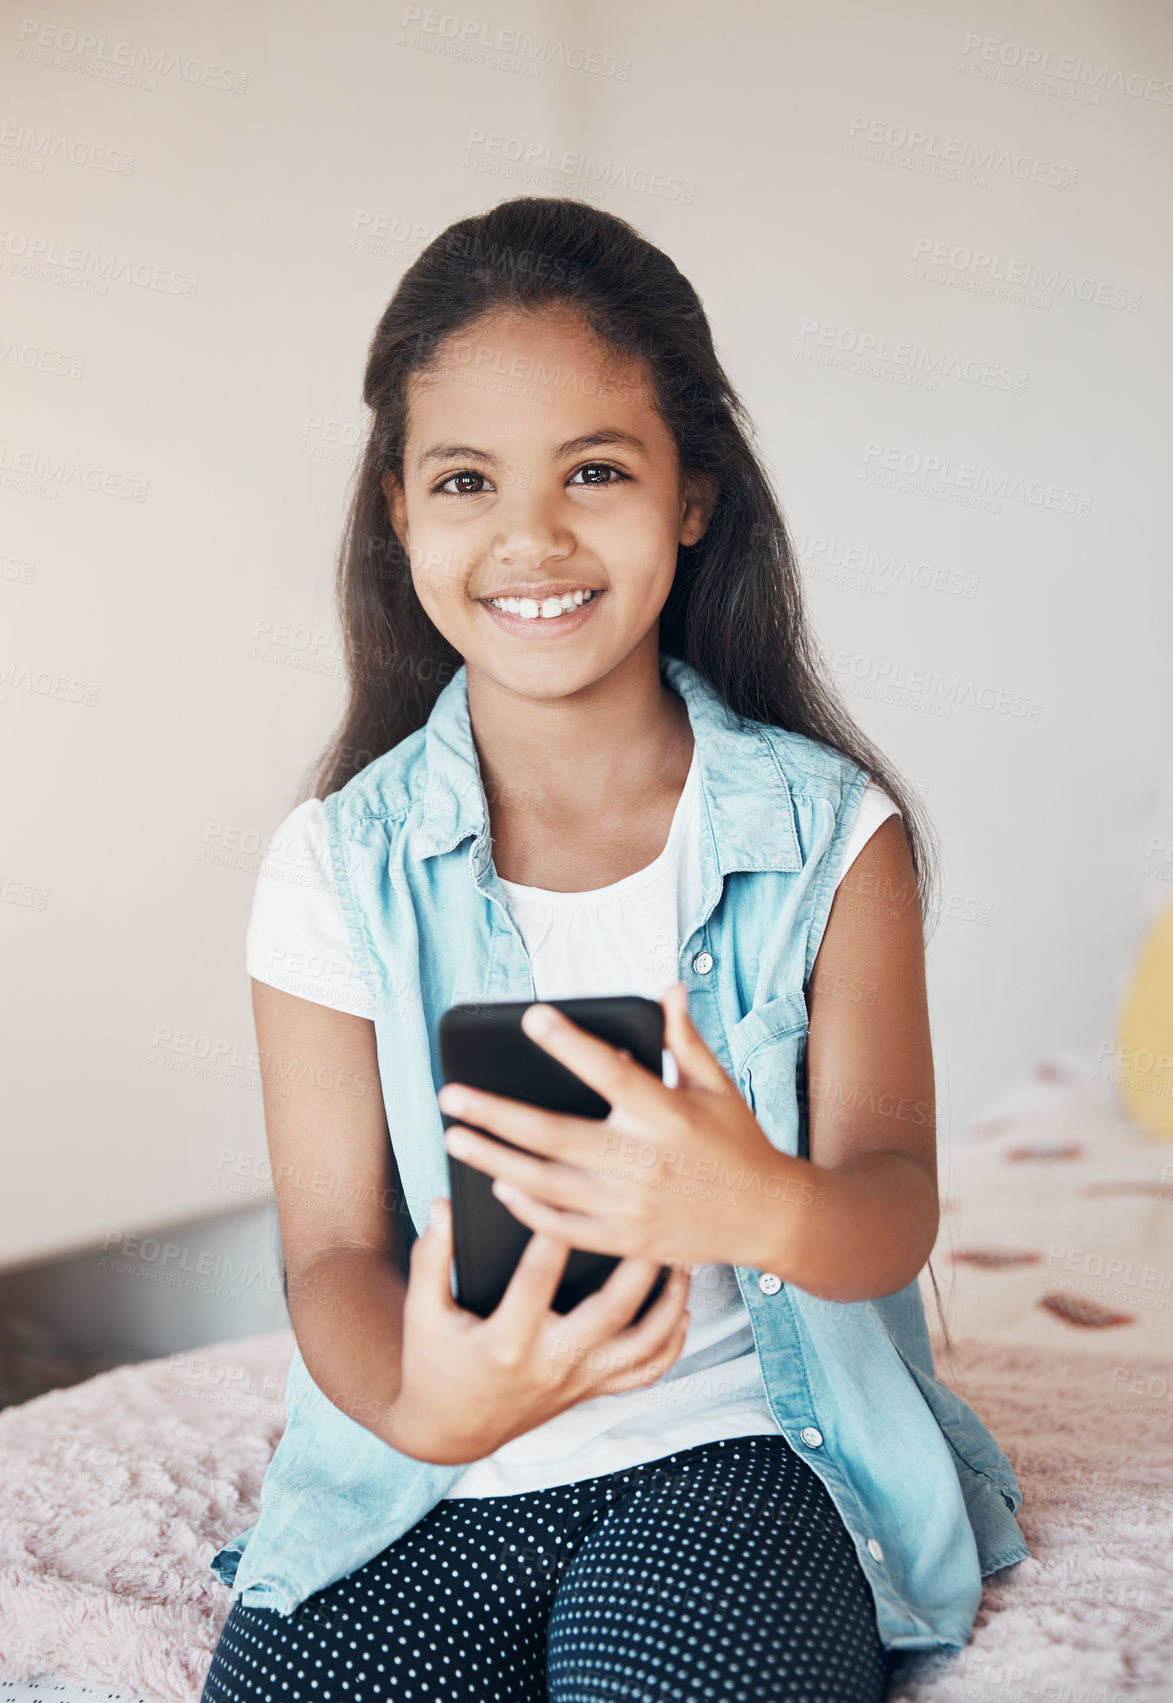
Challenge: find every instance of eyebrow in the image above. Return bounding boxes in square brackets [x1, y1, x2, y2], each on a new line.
[415, 429, 648, 471]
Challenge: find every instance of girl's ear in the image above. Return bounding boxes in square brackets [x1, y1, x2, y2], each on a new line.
[380, 470, 409, 550]
[679, 470, 718, 547]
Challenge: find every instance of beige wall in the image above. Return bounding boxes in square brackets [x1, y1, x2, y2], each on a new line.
[3, 0, 1171, 1275]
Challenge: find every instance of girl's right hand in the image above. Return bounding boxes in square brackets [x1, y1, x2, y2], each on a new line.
[386, 1195, 692, 1465]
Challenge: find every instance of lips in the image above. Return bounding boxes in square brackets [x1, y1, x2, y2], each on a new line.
[478, 587, 604, 636]
[485, 588, 598, 621]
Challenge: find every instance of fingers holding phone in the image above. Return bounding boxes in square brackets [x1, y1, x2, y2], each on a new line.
[387, 1196, 691, 1465]
[535, 1256, 693, 1402]
[496, 1242, 692, 1410]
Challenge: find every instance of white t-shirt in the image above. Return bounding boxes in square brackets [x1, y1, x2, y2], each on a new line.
[246, 754, 899, 1496]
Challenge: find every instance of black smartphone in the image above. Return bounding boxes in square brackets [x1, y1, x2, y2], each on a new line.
[438, 995, 672, 1321]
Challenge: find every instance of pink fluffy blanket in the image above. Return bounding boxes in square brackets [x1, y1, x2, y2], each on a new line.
[0, 1332, 1170, 1701]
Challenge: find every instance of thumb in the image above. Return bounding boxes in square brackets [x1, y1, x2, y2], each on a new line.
[407, 1195, 458, 1313]
[662, 981, 731, 1093]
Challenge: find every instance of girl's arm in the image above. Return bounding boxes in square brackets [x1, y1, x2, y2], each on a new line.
[786, 813, 940, 1301]
[251, 978, 414, 1437]
[252, 978, 693, 1460]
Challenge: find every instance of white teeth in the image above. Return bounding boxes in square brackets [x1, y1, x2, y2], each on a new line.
[486, 589, 597, 620]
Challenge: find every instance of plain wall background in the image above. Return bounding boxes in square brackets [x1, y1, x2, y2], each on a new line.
[2, 0, 1170, 1353]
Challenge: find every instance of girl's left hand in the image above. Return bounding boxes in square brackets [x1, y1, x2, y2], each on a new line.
[437, 982, 809, 1272]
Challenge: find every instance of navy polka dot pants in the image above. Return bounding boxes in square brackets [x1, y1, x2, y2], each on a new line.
[202, 1434, 892, 1702]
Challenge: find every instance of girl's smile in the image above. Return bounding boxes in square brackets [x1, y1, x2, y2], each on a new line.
[479, 584, 604, 637]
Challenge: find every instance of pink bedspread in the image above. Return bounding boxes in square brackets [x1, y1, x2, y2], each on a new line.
[1, 1053, 1170, 1699]
[0, 1329, 1170, 1700]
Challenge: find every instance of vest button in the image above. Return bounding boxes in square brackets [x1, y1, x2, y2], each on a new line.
[758, 1272, 782, 1295]
[692, 950, 713, 975]
[867, 1538, 884, 1562]
[799, 1426, 823, 1448]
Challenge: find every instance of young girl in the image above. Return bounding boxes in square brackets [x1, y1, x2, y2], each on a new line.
[204, 196, 1028, 1702]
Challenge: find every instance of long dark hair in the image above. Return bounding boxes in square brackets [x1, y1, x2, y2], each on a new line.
[298, 194, 953, 1346]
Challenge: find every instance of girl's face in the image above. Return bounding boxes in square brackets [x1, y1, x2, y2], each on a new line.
[382, 307, 714, 701]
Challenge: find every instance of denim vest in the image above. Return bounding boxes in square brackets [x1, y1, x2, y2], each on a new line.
[209, 654, 1029, 1652]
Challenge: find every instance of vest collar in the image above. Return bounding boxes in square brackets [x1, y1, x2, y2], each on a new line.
[411, 654, 802, 875]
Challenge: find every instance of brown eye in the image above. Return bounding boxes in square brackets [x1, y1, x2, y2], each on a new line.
[570, 462, 627, 486]
[436, 470, 490, 496]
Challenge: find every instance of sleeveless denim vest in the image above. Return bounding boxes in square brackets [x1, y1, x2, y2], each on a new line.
[209, 653, 1030, 1652]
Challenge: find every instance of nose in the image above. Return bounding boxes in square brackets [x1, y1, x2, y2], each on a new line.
[488, 482, 575, 571]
